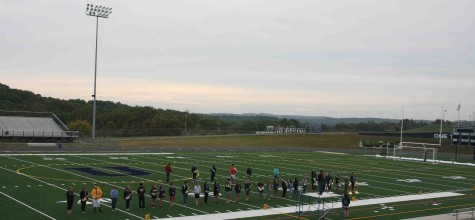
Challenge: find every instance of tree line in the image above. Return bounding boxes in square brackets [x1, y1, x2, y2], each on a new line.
[0, 83, 443, 137]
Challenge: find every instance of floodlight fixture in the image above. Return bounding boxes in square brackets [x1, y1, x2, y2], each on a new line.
[86, 4, 112, 18]
[85, 4, 112, 140]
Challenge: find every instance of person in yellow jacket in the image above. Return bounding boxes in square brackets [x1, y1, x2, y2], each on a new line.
[90, 184, 103, 213]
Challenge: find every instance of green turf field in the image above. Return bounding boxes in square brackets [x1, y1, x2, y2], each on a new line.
[0, 150, 474, 220]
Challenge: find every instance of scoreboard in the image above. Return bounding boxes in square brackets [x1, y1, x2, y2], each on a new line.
[452, 126, 475, 147]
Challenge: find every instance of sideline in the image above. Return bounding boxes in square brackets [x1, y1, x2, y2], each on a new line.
[0, 191, 56, 220]
[159, 192, 464, 220]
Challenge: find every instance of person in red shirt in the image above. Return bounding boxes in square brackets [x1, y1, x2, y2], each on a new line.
[230, 164, 237, 182]
[165, 162, 172, 182]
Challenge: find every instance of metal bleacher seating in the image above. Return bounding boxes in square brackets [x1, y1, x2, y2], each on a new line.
[0, 112, 78, 142]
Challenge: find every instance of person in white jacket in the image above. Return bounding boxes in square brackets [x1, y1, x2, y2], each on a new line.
[194, 182, 201, 206]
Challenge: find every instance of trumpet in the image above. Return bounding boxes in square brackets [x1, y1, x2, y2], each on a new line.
[81, 197, 88, 202]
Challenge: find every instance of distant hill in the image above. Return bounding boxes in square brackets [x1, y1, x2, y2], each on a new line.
[210, 113, 401, 126]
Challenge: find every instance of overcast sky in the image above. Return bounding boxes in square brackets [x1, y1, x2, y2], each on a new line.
[1, 0, 474, 121]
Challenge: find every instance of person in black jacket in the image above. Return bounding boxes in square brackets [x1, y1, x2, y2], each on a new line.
[281, 178, 288, 198]
[137, 183, 146, 210]
[124, 186, 132, 211]
[246, 167, 252, 179]
[210, 165, 217, 182]
[79, 187, 88, 214]
[181, 181, 189, 205]
[66, 187, 75, 215]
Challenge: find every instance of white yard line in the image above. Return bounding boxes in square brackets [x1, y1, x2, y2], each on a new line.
[0, 191, 56, 220]
[157, 192, 464, 220]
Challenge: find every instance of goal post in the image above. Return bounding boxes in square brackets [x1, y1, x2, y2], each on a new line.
[393, 142, 439, 163]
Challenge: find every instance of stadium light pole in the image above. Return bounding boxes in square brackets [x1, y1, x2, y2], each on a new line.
[85, 4, 112, 140]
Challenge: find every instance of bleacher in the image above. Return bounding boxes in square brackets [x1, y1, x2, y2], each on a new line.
[0, 111, 78, 142]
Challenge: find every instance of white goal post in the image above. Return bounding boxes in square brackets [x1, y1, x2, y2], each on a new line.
[393, 142, 439, 163]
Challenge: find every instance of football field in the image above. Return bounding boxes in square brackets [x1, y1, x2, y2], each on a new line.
[0, 149, 474, 220]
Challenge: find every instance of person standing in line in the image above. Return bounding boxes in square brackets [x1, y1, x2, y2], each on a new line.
[110, 186, 118, 212]
[158, 184, 165, 207]
[150, 184, 157, 208]
[165, 162, 172, 183]
[191, 165, 198, 183]
[266, 179, 272, 200]
[335, 175, 341, 194]
[204, 182, 210, 205]
[311, 169, 317, 192]
[137, 182, 146, 210]
[210, 165, 217, 182]
[302, 176, 307, 193]
[342, 193, 351, 218]
[244, 178, 251, 201]
[213, 180, 220, 204]
[194, 181, 201, 206]
[225, 178, 232, 203]
[90, 184, 103, 213]
[230, 164, 237, 182]
[293, 177, 299, 198]
[317, 170, 325, 195]
[273, 177, 279, 198]
[273, 166, 279, 179]
[246, 167, 252, 179]
[281, 178, 288, 198]
[326, 173, 334, 191]
[79, 186, 88, 214]
[350, 172, 357, 193]
[181, 181, 189, 205]
[124, 186, 132, 211]
[66, 187, 75, 215]
[169, 182, 176, 206]
[288, 178, 293, 198]
[234, 181, 242, 203]
[257, 179, 264, 200]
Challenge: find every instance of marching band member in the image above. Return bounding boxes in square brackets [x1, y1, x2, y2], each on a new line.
[191, 165, 198, 183]
[213, 180, 220, 204]
[66, 187, 75, 215]
[137, 183, 146, 210]
[204, 182, 210, 205]
[302, 176, 307, 193]
[230, 164, 237, 181]
[244, 178, 252, 201]
[150, 184, 158, 208]
[181, 181, 189, 205]
[335, 175, 341, 193]
[169, 182, 176, 206]
[194, 182, 201, 206]
[79, 187, 88, 214]
[165, 162, 172, 183]
[350, 172, 357, 194]
[110, 186, 118, 212]
[90, 184, 103, 213]
[317, 170, 325, 195]
[124, 185, 132, 211]
[158, 184, 166, 207]
[325, 173, 333, 191]
[311, 169, 317, 192]
[210, 165, 217, 182]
